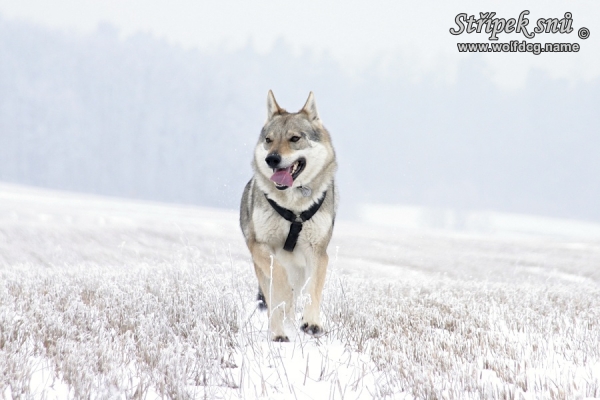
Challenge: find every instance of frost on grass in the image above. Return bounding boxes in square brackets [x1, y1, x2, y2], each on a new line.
[1, 254, 245, 399]
[2, 254, 600, 399]
[1, 186, 600, 398]
[327, 276, 600, 398]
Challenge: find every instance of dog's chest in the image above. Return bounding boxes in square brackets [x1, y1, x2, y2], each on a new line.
[254, 208, 330, 290]
[252, 207, 331, 250]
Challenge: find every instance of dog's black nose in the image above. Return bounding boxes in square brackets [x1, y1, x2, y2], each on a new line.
[265, 154, 281, 168]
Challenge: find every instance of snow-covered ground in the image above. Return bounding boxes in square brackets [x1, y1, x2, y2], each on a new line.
[1, 183, 599, 399]
[360, 204, 600, 240]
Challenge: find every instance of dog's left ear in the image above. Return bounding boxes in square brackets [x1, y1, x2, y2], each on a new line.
[301, 92, 321, 125]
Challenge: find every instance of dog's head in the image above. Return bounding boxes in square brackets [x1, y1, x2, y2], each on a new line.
[254, 91, 335, 191]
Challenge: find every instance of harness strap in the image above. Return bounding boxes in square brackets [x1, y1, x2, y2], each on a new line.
[264, 191, 327, 252]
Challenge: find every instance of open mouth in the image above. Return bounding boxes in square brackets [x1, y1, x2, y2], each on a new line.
[270, 158, 306, 190]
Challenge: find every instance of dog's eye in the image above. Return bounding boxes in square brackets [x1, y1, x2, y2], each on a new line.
[265, 137, 272, 144]
[290, 136, 301, 143]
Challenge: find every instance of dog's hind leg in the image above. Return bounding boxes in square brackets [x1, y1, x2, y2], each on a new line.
[256, 286, 267, 310]
[250, 242, 294, 341]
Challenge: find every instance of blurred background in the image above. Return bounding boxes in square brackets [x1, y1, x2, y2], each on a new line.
[1, 0, 599, 237]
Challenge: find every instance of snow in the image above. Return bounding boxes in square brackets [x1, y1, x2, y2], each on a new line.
[360, 204, 600, 240]
[1, 182, 600, 399]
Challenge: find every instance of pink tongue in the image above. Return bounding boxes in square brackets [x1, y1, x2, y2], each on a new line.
[270, 167, 294, 187]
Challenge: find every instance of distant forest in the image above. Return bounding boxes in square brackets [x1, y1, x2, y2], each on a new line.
[1, 17, 599, 222]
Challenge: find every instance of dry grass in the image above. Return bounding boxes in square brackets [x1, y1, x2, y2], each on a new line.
[2, 254, 600, 399]
[1, 184, 600, 399]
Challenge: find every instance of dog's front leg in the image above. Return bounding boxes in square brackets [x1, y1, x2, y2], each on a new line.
[250, 242, 294, 341]
[300, 249, 328, 336]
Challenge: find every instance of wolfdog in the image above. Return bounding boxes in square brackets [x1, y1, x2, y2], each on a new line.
[240, 91, 338, 341]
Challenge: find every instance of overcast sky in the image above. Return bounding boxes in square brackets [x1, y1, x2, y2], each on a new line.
[1, 0, 598, 90]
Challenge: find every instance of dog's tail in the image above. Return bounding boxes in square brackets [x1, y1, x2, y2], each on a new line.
[257, 287, 268, 311]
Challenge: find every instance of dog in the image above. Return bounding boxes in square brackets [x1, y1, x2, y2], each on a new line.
[240, 91, 338, 342]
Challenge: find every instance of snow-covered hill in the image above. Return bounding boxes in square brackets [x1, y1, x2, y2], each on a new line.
[1, 183, 599, 399]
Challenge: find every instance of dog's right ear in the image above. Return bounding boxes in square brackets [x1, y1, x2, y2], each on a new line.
[267, 90, 284, 121]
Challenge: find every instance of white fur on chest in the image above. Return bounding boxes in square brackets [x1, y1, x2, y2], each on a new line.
[252, 207, 331, 291]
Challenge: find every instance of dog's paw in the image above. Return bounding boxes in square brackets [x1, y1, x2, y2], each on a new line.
[300, 323, 324, 337]
[273, 335, 290, 342]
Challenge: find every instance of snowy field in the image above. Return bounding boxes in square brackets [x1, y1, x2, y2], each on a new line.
[1, 183, 600, 399]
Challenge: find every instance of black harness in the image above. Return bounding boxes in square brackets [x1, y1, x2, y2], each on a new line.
[264, 191, 327, 252]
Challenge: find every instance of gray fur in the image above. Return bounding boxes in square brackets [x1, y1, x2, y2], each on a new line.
[239, 91, 338, 340]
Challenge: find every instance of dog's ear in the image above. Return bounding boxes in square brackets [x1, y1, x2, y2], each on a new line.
[267, 90, 284, 121]
[301, 92, 321, 125]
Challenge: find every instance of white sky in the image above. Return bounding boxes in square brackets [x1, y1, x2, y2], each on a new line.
[0, 0, 598, 90]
